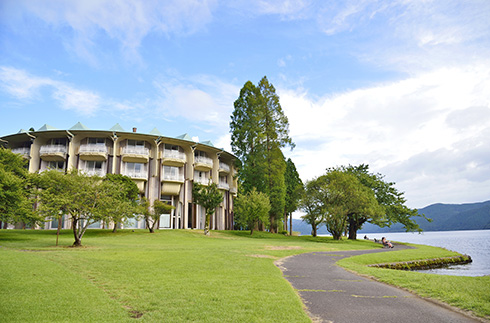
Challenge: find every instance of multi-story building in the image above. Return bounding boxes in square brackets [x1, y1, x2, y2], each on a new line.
[0, 122, 237, 231]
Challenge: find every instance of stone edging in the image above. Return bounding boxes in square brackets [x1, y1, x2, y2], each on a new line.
[368, 255, 472, 271]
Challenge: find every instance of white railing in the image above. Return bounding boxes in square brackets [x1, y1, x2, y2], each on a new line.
[195, 177, 210, 185]
[83, 169, 106, 177]
[122, 146, 149, 155]
[219, 162, 230, 172]
[163, 150, 186, 160]
[124, 171, 147, 179]
[11, 147, 30, 155]
[218, 182, 229, 190]
[195, 156, 213, 166]
[40, 145, 67, 154]
[79, 144, 108, 153]
[163, 173, 185, 182]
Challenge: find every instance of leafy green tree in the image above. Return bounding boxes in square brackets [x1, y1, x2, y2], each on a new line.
[234, 188, 271, 235]
[0, 148, 37, 228]
[192, 182, 223, 236]
[299, 179, 323, 237]
[38, 170, 109, 246]
[313, 170, 382, 240]
[103, 174, 139, 232]
[284, 158, 303, 235]
[230, 76, 294, 232]
[330, 165, 424, 239]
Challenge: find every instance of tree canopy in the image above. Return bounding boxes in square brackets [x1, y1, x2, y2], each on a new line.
[234, 188, 271, 235]
[284, 158, 303, 235]
[192, 182, 223, 235]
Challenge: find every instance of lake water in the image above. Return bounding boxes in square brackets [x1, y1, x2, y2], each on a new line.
[365, 230, 490, 277]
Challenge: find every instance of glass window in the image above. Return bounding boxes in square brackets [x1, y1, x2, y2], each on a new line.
[88, 138, 105, 145]
[128, 140, 144, 147]
[86, 161, 103, 170]
[47, 161, 65, 170]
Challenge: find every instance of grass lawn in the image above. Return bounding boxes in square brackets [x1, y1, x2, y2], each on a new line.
[1, 229, 488, 321]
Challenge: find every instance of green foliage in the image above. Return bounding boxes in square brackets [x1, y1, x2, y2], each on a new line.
[230, 76, 294, 232]
[299, 179, 324, 237]
[330, 164, 422, 239]
[0, 147, 38, 226]
[192, 182, 223, 235]
[234, 188, 271, 235]
[103, 174, 139, 232]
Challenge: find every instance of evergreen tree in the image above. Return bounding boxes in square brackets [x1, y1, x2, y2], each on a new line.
[284, 158, 303, 235]
[230, 76, 294, 232]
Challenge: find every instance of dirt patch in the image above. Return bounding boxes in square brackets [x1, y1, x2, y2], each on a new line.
[265, 245, 302, 250]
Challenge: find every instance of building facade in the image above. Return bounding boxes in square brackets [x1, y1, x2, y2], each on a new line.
[0, 122, 237, 231]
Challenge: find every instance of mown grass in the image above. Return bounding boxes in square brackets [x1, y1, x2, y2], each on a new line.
[1, 229, 488, 321]
[0, 229, 375, 322]
[338, 244, 490, 319]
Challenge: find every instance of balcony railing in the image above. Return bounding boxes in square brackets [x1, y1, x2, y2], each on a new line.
[195, 156, 213, 166]
[83, 169, 106, 177]
[11, 147, 30, 156]
[79, 144, 108, 153]
[194, 177, 210, 185]
[163, 150, 186, 160]
[219, 162, 230, 172]
[122, 146, 149, 155]
[124, 171, 148, 179]
[40, 145, 67, 154]
[163, 173, 185, 182]
[218, 182, 230, 190]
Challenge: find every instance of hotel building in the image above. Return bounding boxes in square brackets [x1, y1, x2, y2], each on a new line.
[0, 122, 237, 231]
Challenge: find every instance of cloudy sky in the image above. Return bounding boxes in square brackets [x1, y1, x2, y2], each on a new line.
[1, 0, 489, 209]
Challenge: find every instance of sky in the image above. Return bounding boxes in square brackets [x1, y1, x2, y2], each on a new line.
[1, 0, 490, 210]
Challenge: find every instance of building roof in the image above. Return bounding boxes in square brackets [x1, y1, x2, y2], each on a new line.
[175, 133, 193, 141]
[69, 122, 90, 130]
[109, 123, 126, 132]
[37, 124, 59, 131]
[149, 127, 162, 136]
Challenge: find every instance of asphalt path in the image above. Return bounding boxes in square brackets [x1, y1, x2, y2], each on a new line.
[278, 244, 481, 323]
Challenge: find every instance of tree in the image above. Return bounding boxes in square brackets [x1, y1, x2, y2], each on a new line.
[38, 170, 110, 246]
[322, 170, 382, 240]
[299, 179, 323, 237]
[0, 148, 38, 228]
[103, 174, 139, 232]
[330, 165, 424, 239]
[230, 76, 294, 232]
[284, 158, 303, 235]
[192, 182, 223, 236]
[234, 188, 271, 235]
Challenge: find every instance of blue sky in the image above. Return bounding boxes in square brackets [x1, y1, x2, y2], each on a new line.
[1, 1, 490, 209]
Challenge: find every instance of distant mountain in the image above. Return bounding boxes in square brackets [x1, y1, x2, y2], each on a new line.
[292, 200, 490, 236]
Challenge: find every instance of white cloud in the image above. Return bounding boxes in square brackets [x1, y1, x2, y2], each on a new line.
[6, 0, 217, 64]
[0, 66, 135, 117]
[153, 74, 239, 132]
[280, 63, 490, 208]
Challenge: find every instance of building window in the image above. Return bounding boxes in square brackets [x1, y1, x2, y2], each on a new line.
[47, 161, 65, 170]
[88, 138, 105, 145]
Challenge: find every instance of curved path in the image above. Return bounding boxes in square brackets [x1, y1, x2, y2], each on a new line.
[278, 245, 480, 323]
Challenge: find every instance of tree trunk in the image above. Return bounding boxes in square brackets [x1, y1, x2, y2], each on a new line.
[312, 223, 317, 237]
[284, 211, 287, 232]
[289, 212, 292, 236]
[270, 215, 276, 233]
[348, 220, 357, 240]
[112, 222, 118, 233]
[56, 218, 61, 246]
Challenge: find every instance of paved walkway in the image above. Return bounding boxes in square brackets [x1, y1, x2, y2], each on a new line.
[278, 245, 481, 323]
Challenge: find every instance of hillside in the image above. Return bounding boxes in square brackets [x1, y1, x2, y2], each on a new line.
[293, 200, 490, 235]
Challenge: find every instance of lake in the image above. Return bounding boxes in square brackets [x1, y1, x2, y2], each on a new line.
[365, 230, 490, 277]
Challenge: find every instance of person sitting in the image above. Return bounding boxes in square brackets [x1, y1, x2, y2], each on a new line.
[382, 237, 394, 248]
[364, 235, 369, 240]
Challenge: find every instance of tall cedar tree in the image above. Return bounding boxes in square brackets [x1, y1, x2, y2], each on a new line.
[192, 182, 223, 236]
[230, 76, 294, 233]
[284, 158, 303, 235]
[330, 164, 424, 239]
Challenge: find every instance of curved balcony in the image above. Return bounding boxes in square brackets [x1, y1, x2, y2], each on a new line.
[123, 171, 148, 181]
[218, 181, 230, 190]
[11, 147, 30, 158]
[40, 145, 67, 161]
[219, 162, 230, 174]
[162, 150, 186, 167]
[194, 156, 213, 171]
[162, 173, 185, 183]
[121, 146, 149, 163]
[79, 144, 108, 161]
